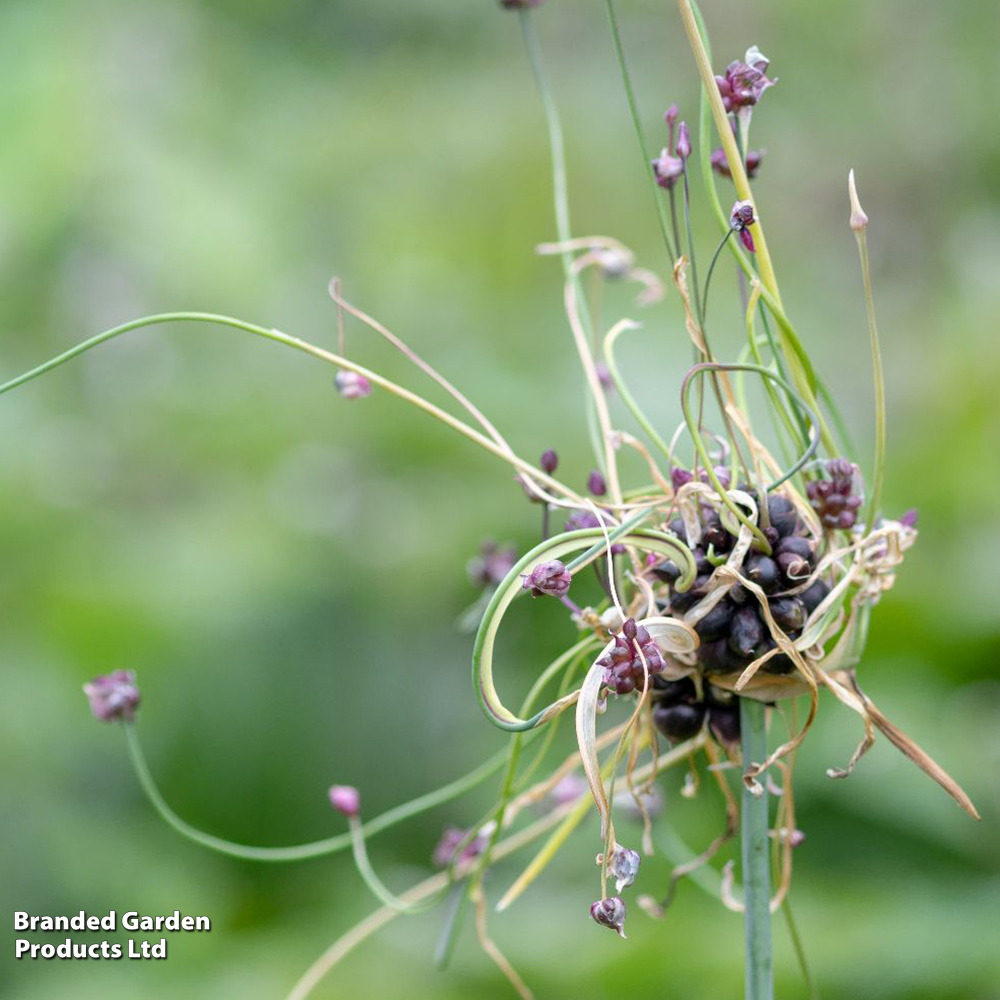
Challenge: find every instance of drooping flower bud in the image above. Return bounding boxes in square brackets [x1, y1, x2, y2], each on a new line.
[588, 470, 608, 497]
[328, 784, 360, 818]
[607, 843, 641, 892]
[540, 448, 559, 474]
[334, 370, 372, 400]
[83, 670, 141, 723]
[670, 467, 694, 490]
[675, 121, 691, 160]
[652, 148, 684, 190]
[730, 200, 756, 252]
[521, 559, 572, 599]
[589, 896, 627, 937]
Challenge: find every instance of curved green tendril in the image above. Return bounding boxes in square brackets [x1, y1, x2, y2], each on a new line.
[123, 723, 508, 863]
[473, 518, 696, 733]
[680, 362, 821, 550]
[602, 321, 673, 463]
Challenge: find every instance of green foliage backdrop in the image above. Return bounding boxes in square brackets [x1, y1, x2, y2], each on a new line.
[1, 1, 998, 998]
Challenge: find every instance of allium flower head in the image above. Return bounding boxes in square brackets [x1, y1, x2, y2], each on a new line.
[715, 46, 776, 112]
[334, 370, 372, 400]
[589, 896, 627, 937]
[328, 784, 360, 818]
[521, 559, 572, 599]
[83, 670, 140, 722]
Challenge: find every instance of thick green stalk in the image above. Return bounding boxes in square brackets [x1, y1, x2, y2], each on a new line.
[740, 698, 774, 1000]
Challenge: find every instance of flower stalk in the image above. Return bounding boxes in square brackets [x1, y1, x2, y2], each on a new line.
[740, 697, 774, 1000]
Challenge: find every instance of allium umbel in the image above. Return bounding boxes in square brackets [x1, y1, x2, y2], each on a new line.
[715, 46, 775, 112]
[83, 670, 140, 722]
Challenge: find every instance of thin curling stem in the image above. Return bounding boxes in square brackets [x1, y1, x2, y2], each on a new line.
[740, 698, 774, 1000]
[123, 723, 509, 863]
[604, 0, 677, 262]
[849, 171, 885, 531]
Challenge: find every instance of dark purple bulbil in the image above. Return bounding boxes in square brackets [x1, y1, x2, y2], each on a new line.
[521, 559, 572, 599]
[807, 458, 862, 531]
[83, 670, 140, 723]
[715, 47, 775, 112]
[540, 448, 559, 474]
[597, 618, 666, 695]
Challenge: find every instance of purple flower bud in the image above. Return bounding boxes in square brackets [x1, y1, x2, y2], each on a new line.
[664, 104, 679, 128]
[588, 470, 608, 497]
[676, 121, 691, 160]
[468, 540, 518, 588]
[730, 200, 756, 253]
[432, 825, 490, 868]
[328, 785, 360, 818]
[608, 843, 641, 892]
[670, 467, 694, 490]
[565, 510, 600, 532]
[711, 147, 764, 179]
[540, 448, 559, 474]
[595, 361, 614, 392]
[590, 896, 627, 937]
[652, 148, 684, 190]
[597, 618, 666, 694]
[900, 508, 919, 529]
[521, 559, 572, 599]
[334, 370, 372, 400]
[83, 670, 141, 723]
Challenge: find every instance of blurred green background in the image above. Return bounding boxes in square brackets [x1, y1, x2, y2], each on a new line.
[1, 0, 998, 998]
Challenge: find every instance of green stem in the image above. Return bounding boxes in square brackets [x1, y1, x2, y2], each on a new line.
[740, 698, 774, 1000]
[123, 723, 507, 863]
[604, 0, 676, 261]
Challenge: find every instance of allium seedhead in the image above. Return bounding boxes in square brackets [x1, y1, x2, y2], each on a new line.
[521, 559, 572, 599]
[83, 670, 140, 723]
[468, 540, 518, 588]
[589, 896, 627, 937]
[676, 121, 691, 160]
[730, 200, 757, 252]
[587, 469, 608, 496]
[328, 784, 360, 818]
[608, 843, 641, 892]
[334, 370, 372, 400]
[540, 448, 559, 474]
